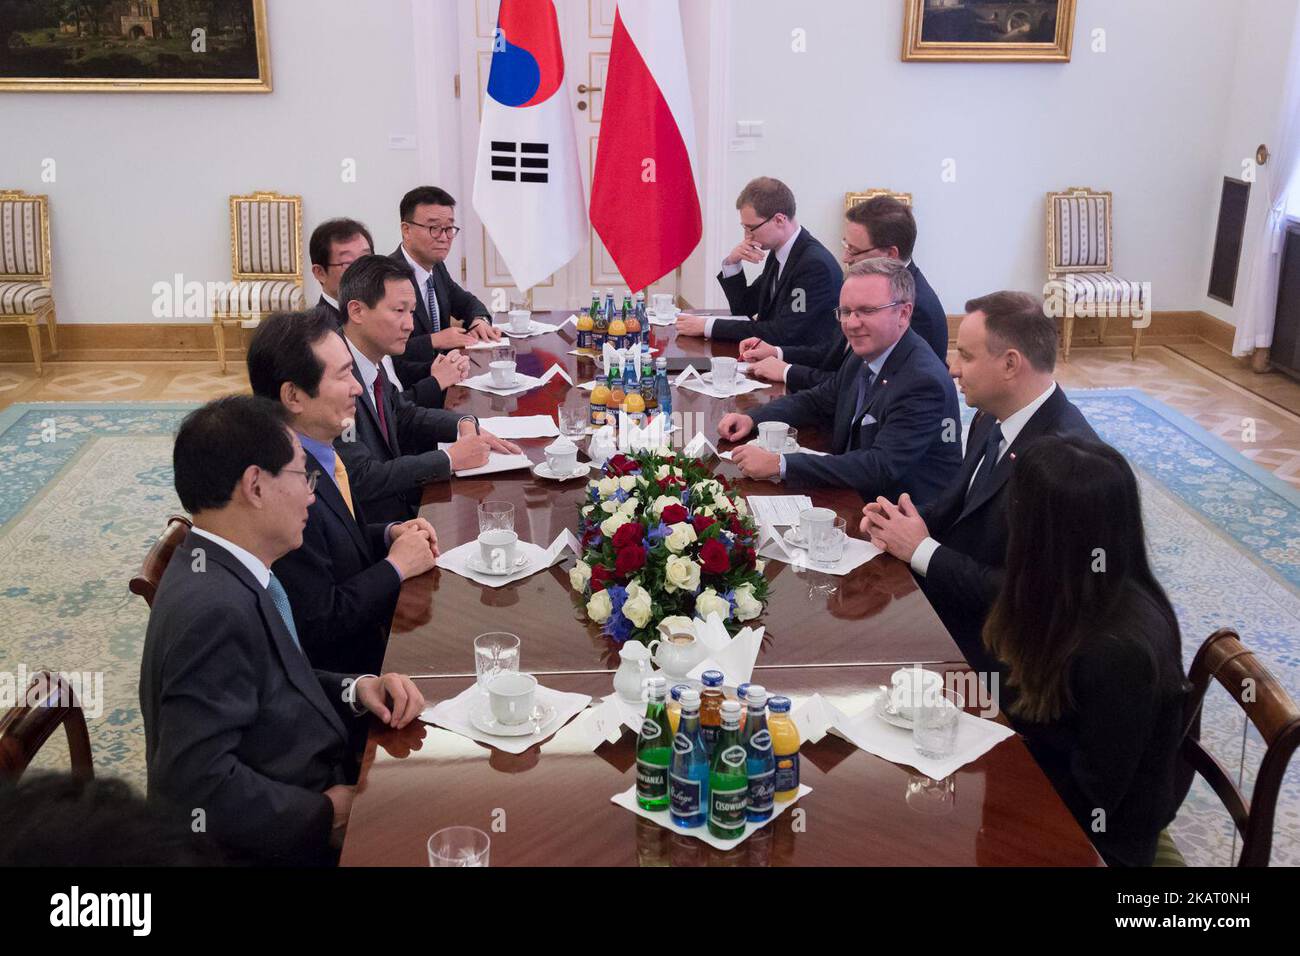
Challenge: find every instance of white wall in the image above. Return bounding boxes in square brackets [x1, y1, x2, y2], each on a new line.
[0, 0, 427, 324]
[713, 0, 1252, 317]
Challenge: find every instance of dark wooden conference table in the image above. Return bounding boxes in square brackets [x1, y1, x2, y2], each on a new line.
[339, 312, 1102, 866]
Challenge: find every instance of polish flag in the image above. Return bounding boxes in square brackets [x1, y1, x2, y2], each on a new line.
[590, 0, 702, 292]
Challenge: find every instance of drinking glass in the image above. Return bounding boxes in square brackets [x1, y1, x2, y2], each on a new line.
[477, 500, 515, 533]
[558, 400, 588, 441]
[809, 516, 847, 565]
[474, 631, 520, 689]
[427, 826, 490, 867]
[490, 343, 517, 366]
[913, 688, 964, 759]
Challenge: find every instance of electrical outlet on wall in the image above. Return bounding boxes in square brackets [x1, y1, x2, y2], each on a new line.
[388, 134, 418, 150]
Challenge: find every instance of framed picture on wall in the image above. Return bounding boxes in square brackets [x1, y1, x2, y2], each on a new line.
[902, 0, 1076, 62]
[0, 0, 271, 92]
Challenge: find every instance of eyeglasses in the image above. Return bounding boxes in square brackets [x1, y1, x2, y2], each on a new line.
[403, 221, 462, 240]
[841, 239, 885, 258]
[834, 302, 904, 322]
[741, 214, 775, 235]
[280, 467, 321, 493]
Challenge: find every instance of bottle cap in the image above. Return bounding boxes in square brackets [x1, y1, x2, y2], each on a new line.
[678, 688, 700, 708]
[746, 684, 768, 707]
[720, 699, 742, 727]
[736, 682, 751, 701]
[701, 670, 724, 687]
[644, 676, 667, 699]
[767, 695, 791, 713]
[670, 683, 689, 702]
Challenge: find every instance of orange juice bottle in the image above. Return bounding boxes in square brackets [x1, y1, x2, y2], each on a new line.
[589, 381, 610, 427]
[624, 390, 645, 426]
[608, 316, 627, 352]
[576, 311, 595, 354]
[608, 368, 626, 414]
[767, 695, 800, 801]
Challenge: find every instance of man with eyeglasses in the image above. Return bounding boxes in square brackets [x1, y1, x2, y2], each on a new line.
[311, 218, 468, 409]
[740, 196, 950, 392]
[720, 257, 961, 506]
[676, 176, 841, 347]
[390, 186, 502, 376]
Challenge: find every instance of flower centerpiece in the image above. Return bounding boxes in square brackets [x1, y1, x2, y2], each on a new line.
[570, 448, 769, 644]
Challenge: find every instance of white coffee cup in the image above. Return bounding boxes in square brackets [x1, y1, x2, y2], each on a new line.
[799, 506, 836, 545]
[757, 421, 790, 452]
[651, 293, 675, 314]
[487, 671, 537, 725]
[890, 667, 944, 720]
[544, 436, 579, 475]
[711, 356, 738, 389]
[478, 528, 518, 572]
[489, 360, 517, 388]
[508, 309, 531, 335]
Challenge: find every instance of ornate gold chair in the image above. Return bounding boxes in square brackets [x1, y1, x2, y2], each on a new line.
[845, 188, 912, 211]
[1046, 187, 1146, 361]
[0, 190, 58, 375]
[212, 191, 305, 373]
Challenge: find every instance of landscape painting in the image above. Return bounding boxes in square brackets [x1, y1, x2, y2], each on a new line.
[903, 0, 1076, 62]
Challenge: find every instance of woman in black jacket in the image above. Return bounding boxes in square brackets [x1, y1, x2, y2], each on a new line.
[982, 435, 1187, 866]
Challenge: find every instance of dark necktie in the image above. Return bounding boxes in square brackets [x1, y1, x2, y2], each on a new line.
[966, 423, 1005, 501]
[760, 258, 780, 316]
[425, 274, 442, 333]
[848, 369, 876, 451]
[372, 370, 392, 449]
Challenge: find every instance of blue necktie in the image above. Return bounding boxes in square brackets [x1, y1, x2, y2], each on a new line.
[967, 423, 1005, 501]
[849, 369, 876, 450]
[425, 274, 442, 333]
[266, 573, 304, 656]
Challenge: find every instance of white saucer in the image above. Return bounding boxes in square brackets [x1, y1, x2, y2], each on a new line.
[873, 689, 914, 730]
[502, 325, 539, 338]
[469, 701, 558, 737]
[467, 552, 530, 576]
[533, 460, 591, 481]
[782, 526, 808, 549]
[752, 437, 798, 455]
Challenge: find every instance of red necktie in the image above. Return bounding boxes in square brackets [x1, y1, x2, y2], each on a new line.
[372, 371, 391, 448]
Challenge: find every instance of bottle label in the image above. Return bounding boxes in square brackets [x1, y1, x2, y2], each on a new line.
[641, 717, 662, 740]
[719, 744, 747, 769]
[672, 733, 693, 756]
[590, 405, 605, 426]
[669, 772, 701, 816]
[709, 786, 748, 830]
[774, 753, 800, 793]
[636, 758, 667, 799]
[701, 725, 719, 752]
[748, 729, 772, 753]
[748, 768, 776, 812]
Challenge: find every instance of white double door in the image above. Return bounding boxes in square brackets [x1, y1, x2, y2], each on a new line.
[452, 0, 677, 311]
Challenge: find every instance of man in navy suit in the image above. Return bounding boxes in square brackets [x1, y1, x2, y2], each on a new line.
[719, 257, 961, 507]
[140, 396, 426, 865]
[741, 196, 950, 391]
[861, 291, 1099, 673]
[676, 176, 842, 348]
[247, 310, 440, 675]
[308, 217, 468, 409]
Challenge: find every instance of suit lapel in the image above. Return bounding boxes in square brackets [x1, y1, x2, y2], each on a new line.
[303, 449, 372, 559]
[955, 387, 1068, 523]
[764, 230, 808, 321]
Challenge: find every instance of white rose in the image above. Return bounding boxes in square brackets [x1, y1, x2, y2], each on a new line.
[587, 479, 600, 491]
[582, 504, 595, 516]
[755, 559, 767, 574]
[598, 476, 619, 498]
[569, 560, 592, 593]
[733, 583, 763, 622]
[600, 499, 619, 514]
[664, 522, 698, 554]
[695, 505, 715, 519]
[619, 474, 638, 492]
[661, 448, 676, 459]
[587, 589, 612, 623]
[655, 464, 672, 480]
[621, 581, 653, 628]
[735, 496, 749, 516]
[695, 588, 731, 622]
[620, 495, 639, 515]
[651, 494, 681, 518]
[601, 513, 633, 537]
[714, 495, 735, 514]
[664, 555, 702, 593]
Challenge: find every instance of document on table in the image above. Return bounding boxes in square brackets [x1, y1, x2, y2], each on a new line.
[475, 415, 560, 439]
[436, 444, 534, 477]
[746, 494, 815, 526]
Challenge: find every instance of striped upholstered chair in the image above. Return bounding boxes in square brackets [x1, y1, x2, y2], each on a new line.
[1046, 187, 1146, 361]
[0, 190, 58, 375]
[212, 191, 305, 373]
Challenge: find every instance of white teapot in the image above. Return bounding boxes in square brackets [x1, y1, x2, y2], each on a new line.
[613, 641, 656, 703]
[647, 622, 704, 679]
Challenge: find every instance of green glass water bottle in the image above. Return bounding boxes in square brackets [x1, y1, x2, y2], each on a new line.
[708, 700, 748, 838]
[636, 676, 672, 811]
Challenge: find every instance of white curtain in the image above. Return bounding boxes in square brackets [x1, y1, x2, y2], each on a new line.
[1233, 11, 1300, 356]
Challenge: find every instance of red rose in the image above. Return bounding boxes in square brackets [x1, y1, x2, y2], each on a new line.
[660, 504, 688, 526]
[699, 538, 730, 575]
[590, 564, 613, 592]
[728, 513, 745, 534]
[655, 476, 679, 492]
[692, 513, 717, 535]
[607, 454, 638, 476]
[612, 522, 644, 550]
[743, 546, 757, 569]
[615, 545, 646, 578]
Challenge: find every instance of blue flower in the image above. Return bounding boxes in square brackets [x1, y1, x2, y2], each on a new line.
[722, 589, 738, 617]
[614, 488, 628, 503]
[602, 585, 633, 643]
[647, 521, 670, 543]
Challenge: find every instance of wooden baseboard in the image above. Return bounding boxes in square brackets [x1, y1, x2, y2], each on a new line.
[942, 310, 1236, 353]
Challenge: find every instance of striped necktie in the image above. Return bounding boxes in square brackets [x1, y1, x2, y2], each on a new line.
[425, 273, 442, 333]
[333, 454, 356, 518]
[266, 573, 304, 656]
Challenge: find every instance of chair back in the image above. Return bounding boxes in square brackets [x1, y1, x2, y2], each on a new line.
[229, 191, 303, 280]
[845, 188, 912, 211]
[1179, 627, 1300, 866]
[1047, 186, 1113, 275]
[129, 514, 193, 607]
[0, 190, 51, 281]
[0, 671, 94, 780]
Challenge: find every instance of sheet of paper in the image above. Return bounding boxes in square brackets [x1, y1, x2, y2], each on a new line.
[436, 447, 534, 477]
[538, 364, 573, 386]
[476, 415, 560, 439]
[745, 495, 815, 526]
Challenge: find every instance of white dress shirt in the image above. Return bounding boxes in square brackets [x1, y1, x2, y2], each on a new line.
[400, 245, 436, 322]
[910, 382, 1058, 576]
[709, 226, 804, 338]
[191, 526, 270, 588]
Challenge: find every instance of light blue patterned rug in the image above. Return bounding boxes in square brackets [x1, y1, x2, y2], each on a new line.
[1, 393, 1296, 867]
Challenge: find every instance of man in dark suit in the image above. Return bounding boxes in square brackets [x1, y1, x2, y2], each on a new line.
[391, 185, 501, 383]
[741, 196, 950, 391]
[861, 291, 1099, 673]
[247, 310, 440, 675]
[309, 217, 468, 409]
[675, 176, 842, 348]
[334, 255, 521, 524]
[719, 257, 961, 507]
[140, 395, 426, 865]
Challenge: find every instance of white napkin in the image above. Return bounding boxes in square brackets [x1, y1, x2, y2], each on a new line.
[537, 364, 573, 386]
[686, 619, 764, 687]
[756, 528, 883, 576]
[570, 697, 631, 750]
[493, 319, 562, 338]
[720, 441, 828, 462]
[610, 783, 812, 851]
[673, 364, 704, 386]
[420, 683, 591, 755]
[681, 432, 719, 459]
[476, 415, 560, 439]
[677, 377, 771, 400]
[436, 530, 577, 587]
[793, 691, 1016, 780]
[460, 371, 547, 396]
[601, 692, 649, 733]
[436, 444, 534, 477]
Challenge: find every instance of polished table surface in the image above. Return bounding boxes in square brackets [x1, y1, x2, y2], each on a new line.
[342, 313, 1102, 866]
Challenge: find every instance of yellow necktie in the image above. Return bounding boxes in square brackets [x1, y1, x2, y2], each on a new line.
[334, 454, 356, 518]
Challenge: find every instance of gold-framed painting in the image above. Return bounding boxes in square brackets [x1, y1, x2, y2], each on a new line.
[902, 0, 1076, 63]
[0, 0, 271, 92]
